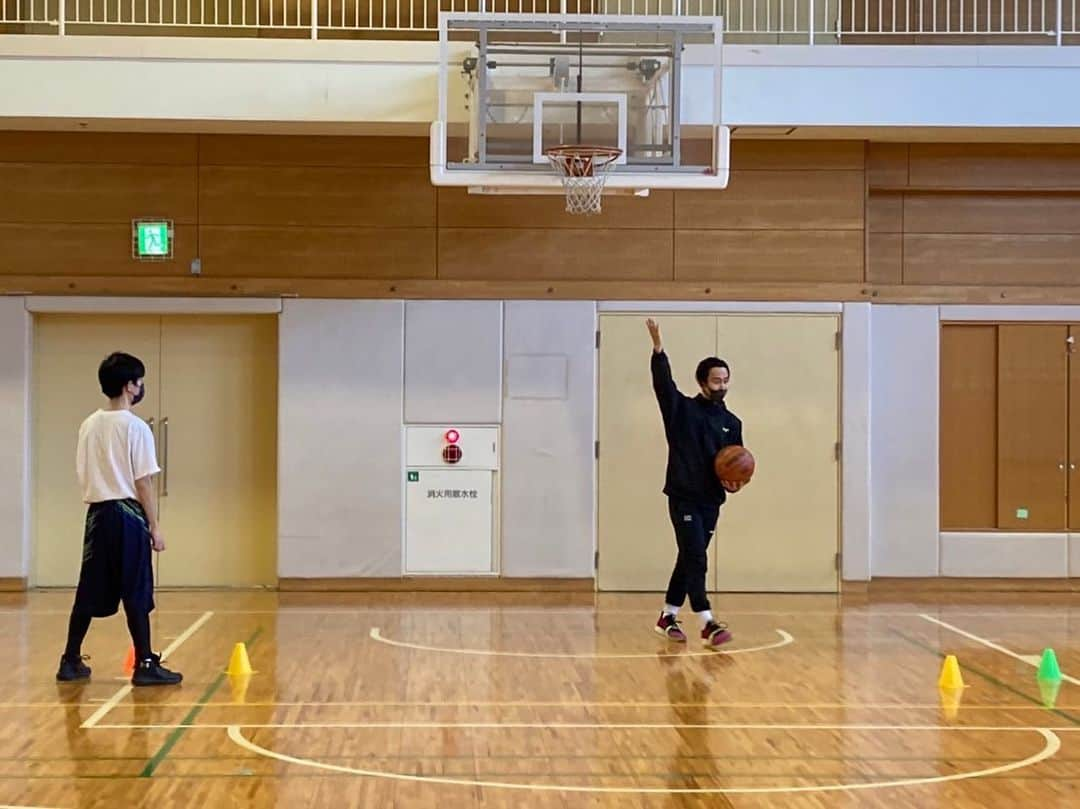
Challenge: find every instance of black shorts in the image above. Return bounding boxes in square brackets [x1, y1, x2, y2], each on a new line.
[73, 499, 155, 618]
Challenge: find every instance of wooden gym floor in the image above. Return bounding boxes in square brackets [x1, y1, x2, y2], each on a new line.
[1, 590, 1078, 808]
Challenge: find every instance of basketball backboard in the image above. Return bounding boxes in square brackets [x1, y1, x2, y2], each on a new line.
[429, 12, 730, 208]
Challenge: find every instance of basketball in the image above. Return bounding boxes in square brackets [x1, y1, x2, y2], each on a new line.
[714, 445, 755, 484]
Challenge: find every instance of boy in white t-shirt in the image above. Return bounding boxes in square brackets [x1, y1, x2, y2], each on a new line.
[57, 352, 183, 687]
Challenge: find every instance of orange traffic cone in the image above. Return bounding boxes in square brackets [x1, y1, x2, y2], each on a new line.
[123, 645, 135, 674]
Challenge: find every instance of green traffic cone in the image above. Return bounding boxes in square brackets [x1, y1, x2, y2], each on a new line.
[1037, 648, 1063, 682]
[1039, 677, 1062, 709]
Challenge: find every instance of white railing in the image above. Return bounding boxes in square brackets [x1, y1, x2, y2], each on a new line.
[1, 0, 1077, 41]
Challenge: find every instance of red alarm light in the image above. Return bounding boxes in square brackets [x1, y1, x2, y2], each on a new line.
[445, 429, 460, 444]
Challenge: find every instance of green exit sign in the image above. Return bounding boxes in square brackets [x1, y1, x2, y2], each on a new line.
[132, 219, 173, 260]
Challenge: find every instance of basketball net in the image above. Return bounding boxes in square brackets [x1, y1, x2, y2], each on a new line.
[544, 145, 623, 215]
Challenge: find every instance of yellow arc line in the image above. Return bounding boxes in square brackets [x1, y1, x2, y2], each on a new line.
[227, 724, 1062, 795]
[368, 627, 794, 658]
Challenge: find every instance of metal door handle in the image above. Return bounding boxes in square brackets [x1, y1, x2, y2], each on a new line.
[162, 417, 169, 497]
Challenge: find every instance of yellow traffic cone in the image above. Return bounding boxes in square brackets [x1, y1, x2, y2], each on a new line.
[229, 673, 252, 705]
[224, 642, 255, 676]
[939, 687, 963, 721]
[938, 654, 965, 690]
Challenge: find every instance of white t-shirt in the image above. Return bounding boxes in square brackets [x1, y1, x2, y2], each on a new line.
[75, 409, 161, 504]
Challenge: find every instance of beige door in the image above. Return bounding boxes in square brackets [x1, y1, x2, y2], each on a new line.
[157, 316, 278, 587]
[597, 313, 840, 593]
[712, 314, 839, 592]
[597, 314, 716, 591]
[32, 314, 277, 588]
[33, 315, 162, 587]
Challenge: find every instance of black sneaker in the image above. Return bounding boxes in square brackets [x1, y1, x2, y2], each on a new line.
[56, 654, 91, 682]
[131, 654, 183, 687]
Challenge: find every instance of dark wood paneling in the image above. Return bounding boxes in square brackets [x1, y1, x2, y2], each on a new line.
[867, 195, 903, 234]
[910, 144, 1080, 189]
[438, 229, 673, 281]
[867, 233, 903, 285]
[904, 234, 1080, 286]
[997, 324, 1068, 530]
[437, 187, 673, 230]
[198, 226, 436, 279]
[198, 135, 428, 167]
[867, 143, 908, 187]
[940, 324, 997, 531]
[675, 171, 864, 230]
[675, 230, 864, 282]
[0, 224, 198, 276]
[0, 164, 198, 224]
[904, 194, 1080, 235]
[0, 132, 197, 165]
[200, 166, 434, 227]
[730, 141, 865, 170]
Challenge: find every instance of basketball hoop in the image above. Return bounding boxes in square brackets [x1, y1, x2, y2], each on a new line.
[544, 145, 623, 215]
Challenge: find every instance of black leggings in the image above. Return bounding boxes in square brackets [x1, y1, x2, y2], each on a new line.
[64, 602, 152, 662]
[664, 499, 720, 614]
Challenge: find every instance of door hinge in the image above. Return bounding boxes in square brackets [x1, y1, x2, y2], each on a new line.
[835, 552, 842, 572]
[594, 550, 599, 570]
[595, 440, 600, 459]
[595, 329, 601, 349]
[835, 330, 842, 350]
[835, 441, 842, 461]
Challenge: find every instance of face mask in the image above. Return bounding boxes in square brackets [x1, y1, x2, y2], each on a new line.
[132, 382, 145, 406]
[709, 389, 727, 404]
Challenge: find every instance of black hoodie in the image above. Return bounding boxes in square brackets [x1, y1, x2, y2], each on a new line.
[650, 349, 744, 506]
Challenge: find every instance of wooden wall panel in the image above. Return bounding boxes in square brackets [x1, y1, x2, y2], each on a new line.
[867, 143, 908, 187]
[437, 187, 673, 230]
[904, 234, 1080, 286]
[198, 135, 428, 167]
[0, 164, 198, 224]
[940, 324, 997, 531]
[867, 233, 903, 285]
[675, 230, 864, 282]
[0, 224, 198, 276]
[0, 132, 197, 165]
[904, 194, 1080, 235]
[675, 171, 864, 230]
[200, 166, 434, 227]
[867, 195, 902, 234]
[437, 229, 672, 281]
[199, 226, 436, 279]
[909, 144, 1080, 189]
[729, 141, 864, 170]
[997, 325, 1068, 531]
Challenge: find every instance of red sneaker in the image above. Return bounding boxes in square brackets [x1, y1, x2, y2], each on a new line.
[702, 621, 733, 648]
[655, 612, 687, 642]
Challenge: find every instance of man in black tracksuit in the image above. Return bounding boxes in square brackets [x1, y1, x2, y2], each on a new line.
[646, 318, 744, 648]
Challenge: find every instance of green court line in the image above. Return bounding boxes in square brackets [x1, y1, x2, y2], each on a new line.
[889, 628, 1080, 727]
[139, 626, 263, 778]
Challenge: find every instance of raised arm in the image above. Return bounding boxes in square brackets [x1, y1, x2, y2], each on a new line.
[647, 318, 680, 425]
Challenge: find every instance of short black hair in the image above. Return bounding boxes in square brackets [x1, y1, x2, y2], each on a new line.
[695, 357, 730, 385]
[98, 352, 145, 398]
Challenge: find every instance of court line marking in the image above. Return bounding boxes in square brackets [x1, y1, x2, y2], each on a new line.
[227, 724, 1061, 795]
[95, 721, 1080, 732]
[368, 627, 793, 659]
[919, 614, 1080, 687]
[10, 700, 1080, 710]
[80, 610, 214, 730]
[13, 608, 1080, 617]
